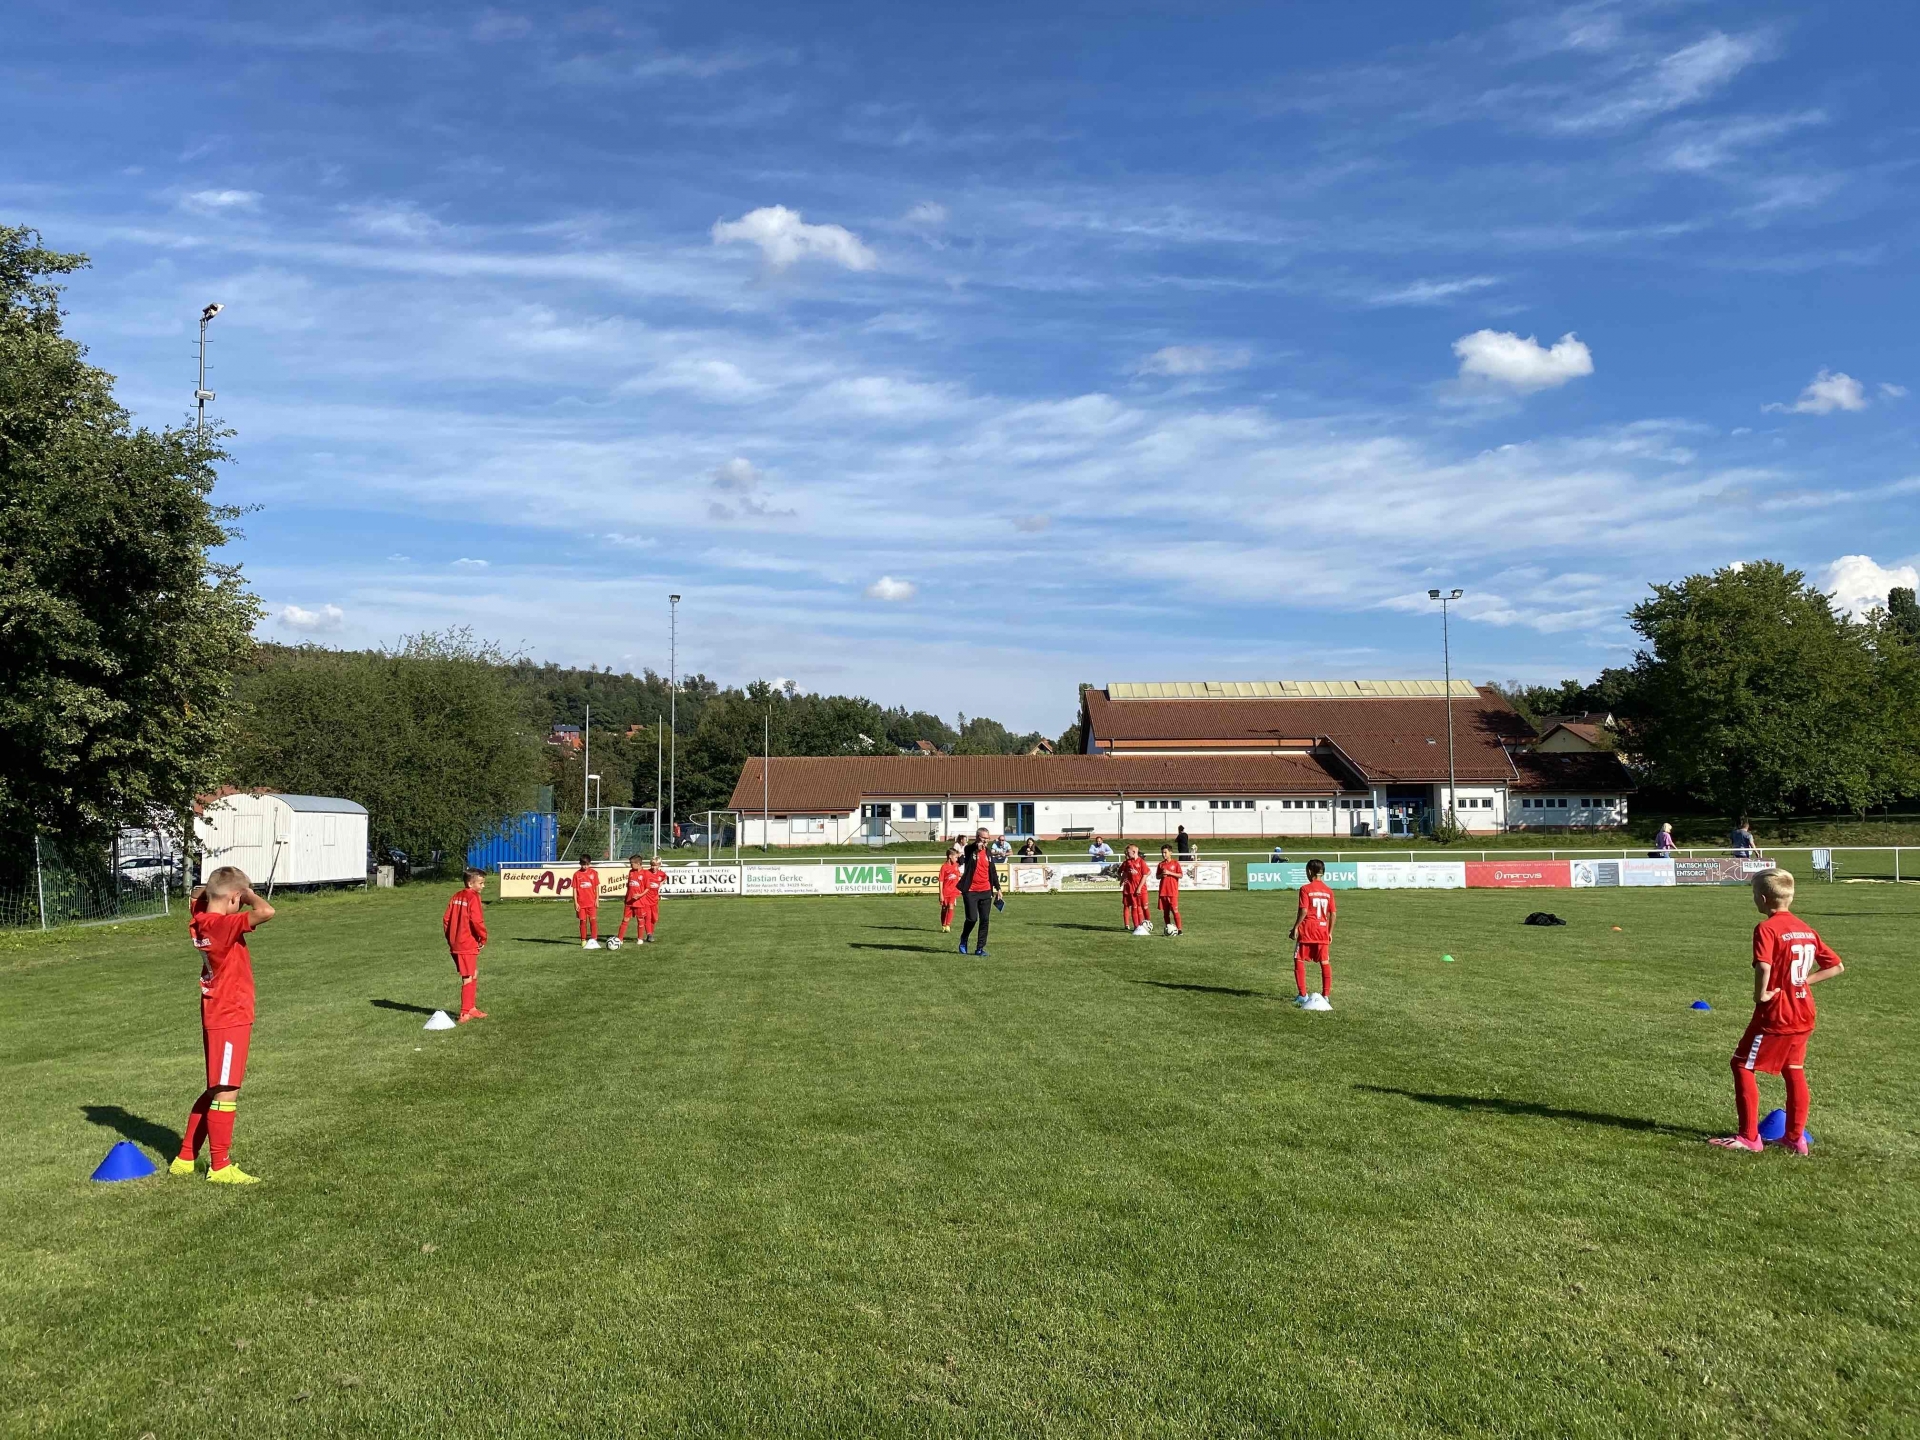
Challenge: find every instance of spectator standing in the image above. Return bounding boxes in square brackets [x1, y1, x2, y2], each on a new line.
[1175, 825, 1194, 860]
[1729, 819, 1756, 859]
[1653, 822, 1676, 860]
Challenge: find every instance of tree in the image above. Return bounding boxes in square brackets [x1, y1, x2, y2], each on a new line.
[1622, 561, 1907, 817]
[225, 631, 543, 868]
[0, 225, 258, 882]
[1889, 587, 1920, 646]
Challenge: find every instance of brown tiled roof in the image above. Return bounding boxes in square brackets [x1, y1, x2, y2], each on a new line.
[1081, 685, 1532, 782]
[1539, 721, 1608, 747]
[728, 753, 1358, 813]
[1509, 751, 1636, 793]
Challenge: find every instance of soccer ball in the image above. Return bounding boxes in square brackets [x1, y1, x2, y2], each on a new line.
[607, 937, 623, 950]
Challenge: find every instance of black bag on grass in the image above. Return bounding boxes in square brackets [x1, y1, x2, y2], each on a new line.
[1523, 912, 1567, 927]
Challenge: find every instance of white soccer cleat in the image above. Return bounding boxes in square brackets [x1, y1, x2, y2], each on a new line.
[582, 938, 601, 950]
[607, 937, 623, 950]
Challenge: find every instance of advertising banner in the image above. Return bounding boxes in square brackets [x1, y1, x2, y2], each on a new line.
[1006, 862, 1065, 894]
[497, 861, 628, 900]
[1674, 857, 1775, 886]
[1355, 862, 1467, 890]
[1161, 861, 1231, 892]
[741, 864, 830, 897]
[1001, 861, 1230, 893]
[1465, 860, 1571, 889]
[660, 864, 742, 897]
[1248, 862, 1362, 890]
[828, 862, 895, 895]
[1570, 858, 1677, 888]
[894, 864, 947, 894]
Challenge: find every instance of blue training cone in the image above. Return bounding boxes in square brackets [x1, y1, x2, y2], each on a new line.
[90, 1140, 158, 1182]
[1691, 1000, 1713, 1010]
[1757, 1108, 1813, 1147]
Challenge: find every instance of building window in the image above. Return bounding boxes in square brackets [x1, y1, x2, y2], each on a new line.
[899, 803, 918, 820]
[925, 802, 942, 818]
[951, 803, 968, 819]
[977, 802, 995, 820]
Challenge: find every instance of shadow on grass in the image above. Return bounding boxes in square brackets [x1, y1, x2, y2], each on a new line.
[848, 942, 954, 955]
[513, 938, 583, 947]
[865, 924, 928, 932]
[371, 999, 437, 1015]
[1355, 1085, 1707, 1138]
[1052, 922, 1125, 933]
[1132, 978, 1277, 1001]
[81, 1105, 181, 1155]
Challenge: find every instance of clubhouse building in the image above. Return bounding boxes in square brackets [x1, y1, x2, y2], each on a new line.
[728, 680, 1635, 847]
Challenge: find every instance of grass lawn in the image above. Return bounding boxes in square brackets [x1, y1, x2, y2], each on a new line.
[3, 879, 1916, 1437]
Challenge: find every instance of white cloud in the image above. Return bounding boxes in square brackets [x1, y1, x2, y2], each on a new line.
[1821, 555, 1919, 618]
[346, 202, 442, 239]
[386, 553, 410, 561]
[1766, 370, 1869, 415]
[181, 189, 262, 213]
[277, 602, 344, 632]
[1555, 30, 1769, 133]
[1452, 330, 1594, 392]
[864, 576, 916, 602]
[904, 201, 948, 226]
[1011, 514, 1051, 533]
[710, 205, 877, 272]
[1367, 276, 1500, 307]
[708, 456, 793, 521]
[1136, 345, 1251, 377]
[1880, 383, 1908, 399]
[453, 557, 489, 567]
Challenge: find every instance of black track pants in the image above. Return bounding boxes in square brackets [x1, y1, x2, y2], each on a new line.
[959, 891, 992, 951]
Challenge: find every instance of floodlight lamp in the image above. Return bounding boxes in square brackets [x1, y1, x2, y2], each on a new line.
[669, 593, 681, 603]
[1449, 589, 1463, 600]
[1428, 588, 1441, 599]
[201, 303, 223, 322]
[587, 773, 601, 781]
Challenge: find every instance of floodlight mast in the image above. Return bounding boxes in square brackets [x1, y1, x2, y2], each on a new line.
[668, 595, 680, 846]
[195, 302, 223, 438]
[1428, 588, 1464, 832]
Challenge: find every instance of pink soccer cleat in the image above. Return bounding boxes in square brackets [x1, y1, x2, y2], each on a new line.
[1707, 1135, 1763, 1153]
[1782, 1135, 1810, 1156]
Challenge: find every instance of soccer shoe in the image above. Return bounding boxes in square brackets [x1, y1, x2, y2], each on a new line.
[169, 1157, 198, 1177]
[1782, 1135, 1811, 1156]
[607, 937, 623, 950]
[1707, 1135, 1764, 1153]
[207, 1163, 261, 1185]
[941, 924, 952, 933]
[582, 938, 601, 950]
[1294, 995, 1309, 1007]
[457, 1008, 488, 1024]
[957, 940, 969, 954]
[973, 948, 988, 957]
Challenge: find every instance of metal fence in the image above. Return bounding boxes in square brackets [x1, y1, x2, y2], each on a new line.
[1, 836, 177, 931]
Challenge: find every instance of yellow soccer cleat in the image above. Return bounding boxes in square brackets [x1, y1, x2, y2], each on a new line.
[169, 1157, 199, 1177]
[207, 1163, 261, 1185]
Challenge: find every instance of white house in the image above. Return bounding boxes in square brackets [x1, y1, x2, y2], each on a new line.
[195, 791, 369, 886]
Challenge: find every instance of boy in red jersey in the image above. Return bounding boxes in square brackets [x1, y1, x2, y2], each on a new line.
[572, 857, 603, 949]
[1290, 858, 1337, 1011]
[938, 845, 962, 932]
[612, 854, 647, 950]
[1155, 844, 1184, 936]
[443, 867, 489, 1021]
[640, 855, 668, 943]
[1710, 868, 1845, 1155]
[170, 866, 275, 1184]
[1118, 844, 1151, 934]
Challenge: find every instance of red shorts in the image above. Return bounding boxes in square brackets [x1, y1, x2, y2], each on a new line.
[451, 948, 479, 979]
[1734, 1021, 1809, 1074]
[1295, 942, 1330, 964]
[623, 902, 645, 919]
[203, 1024, 252, 1089]
[1159, 892, 1180, 908]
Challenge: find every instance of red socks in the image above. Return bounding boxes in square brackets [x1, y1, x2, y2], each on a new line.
[577, 912, 597, 939]
[460, 977, 477, 1014]
[1732, 1063, 1760, 1143]
[180, 1091, 211, 1161]
[1785, 1067, 1810, 1142]
[1294, 958, 1308, 997]
[1319, 962, 1332, 1000]
[207, 1101, 237, 1170]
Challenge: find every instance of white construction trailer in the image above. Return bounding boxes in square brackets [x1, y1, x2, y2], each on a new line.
[195, 792, 369, 888]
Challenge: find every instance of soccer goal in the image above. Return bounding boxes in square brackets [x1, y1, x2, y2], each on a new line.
[564, 807, 662, 861]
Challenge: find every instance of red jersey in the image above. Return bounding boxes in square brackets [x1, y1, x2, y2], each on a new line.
[443, 887, 488, 954]
[1155, 858, 1182, 897]
[938, 861, 961, 902]
[624, 867, 646, 905]
[1295, 880, 1336, 944]
[1751, 910, 1840, 1035]
[192, 909, 257, 1029]
[571, 866, 601, 911]
[645, 865, 668, 907]
[1118, 856, 1150, 894]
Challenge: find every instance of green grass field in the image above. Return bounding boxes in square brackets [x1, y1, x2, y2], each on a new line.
[4, 880, 1916, 1437]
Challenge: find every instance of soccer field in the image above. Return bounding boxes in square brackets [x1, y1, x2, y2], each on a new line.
[4, 882, 1917, 1437]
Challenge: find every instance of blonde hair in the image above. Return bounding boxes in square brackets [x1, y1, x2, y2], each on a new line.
[205, 865, 250, 898]
[1753, 868, 1794, 908]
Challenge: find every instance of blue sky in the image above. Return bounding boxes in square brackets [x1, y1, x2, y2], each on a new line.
[5, 1, 1916, 731]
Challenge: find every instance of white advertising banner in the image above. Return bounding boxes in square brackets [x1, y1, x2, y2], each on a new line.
[742, 864, 831, 896]
[1572, 858, 1677, 888]
[826, 861, 896, 895]
[1002, 860, 1230, 893]
[659, 864, 742, 897]
[1355, 861, 1467, 890]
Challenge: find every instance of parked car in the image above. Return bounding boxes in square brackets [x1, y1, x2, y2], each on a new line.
[117, 854, 180, 886]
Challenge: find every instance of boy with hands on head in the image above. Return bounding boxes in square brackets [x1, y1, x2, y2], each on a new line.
[1711, 868, 1845, 1156]
[172, 866, 275, 1184]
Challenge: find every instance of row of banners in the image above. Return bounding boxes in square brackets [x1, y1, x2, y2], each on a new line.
[1246, 856, 1781, 890]
[499, 854, 1781, 900]
[498, 860, 1233, 900]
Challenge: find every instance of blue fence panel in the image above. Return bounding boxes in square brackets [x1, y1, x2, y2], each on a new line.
[468, 812, 557, 869]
